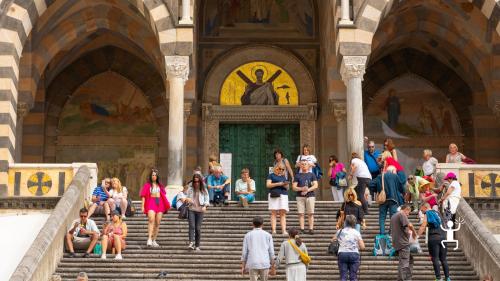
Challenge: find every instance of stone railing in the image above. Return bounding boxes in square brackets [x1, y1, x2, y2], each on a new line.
[456, 198, 500, 279]
[9, 166, 92, 281]
[436, 163, 500, 198]
[6, 163, 97, 199]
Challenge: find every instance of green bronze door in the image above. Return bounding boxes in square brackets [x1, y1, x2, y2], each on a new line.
[219, 124, 299, 201]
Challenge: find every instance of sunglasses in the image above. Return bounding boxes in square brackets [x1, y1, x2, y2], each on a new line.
[276, 168, 284, 171]
[368, 146, 375, 148]
[80, 215, 87, 218]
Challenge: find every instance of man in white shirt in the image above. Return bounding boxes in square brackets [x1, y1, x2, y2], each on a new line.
[66, 208, 100, 257]
[349, 152, 372, 214]
[235, 168, 256, 208]
[241, 216, 275, 281]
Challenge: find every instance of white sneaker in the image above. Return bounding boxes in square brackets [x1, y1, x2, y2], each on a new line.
[152, 240, 160, 247]
[115, 254, 123, 260]
[195, 247, 201, 251]
[121, 215, 126, 219]
[188, 242, 195, 250]
[147, 239, 153, 247]
[101, 254, 106, 259]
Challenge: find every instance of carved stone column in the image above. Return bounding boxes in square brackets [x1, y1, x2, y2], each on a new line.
[339, 0, 353, 25]
[15, 102, 29, 162]
[340, 56, 366, 159]
[165, 56, 189, 201]
[331, 100, 348, 164]
[179, 0, 193, 24]
[299, 103, 318, 154]
[202, 104, 219, 173]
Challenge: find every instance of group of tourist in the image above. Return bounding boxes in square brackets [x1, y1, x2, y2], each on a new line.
[65, 139, 467, 281]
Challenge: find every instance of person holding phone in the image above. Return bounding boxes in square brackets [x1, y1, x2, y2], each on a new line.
[87, 178, 112, 221]
[266, 163, 289, 235]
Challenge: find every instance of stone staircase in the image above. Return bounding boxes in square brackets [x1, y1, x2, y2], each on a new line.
[54, 202, 479, 280]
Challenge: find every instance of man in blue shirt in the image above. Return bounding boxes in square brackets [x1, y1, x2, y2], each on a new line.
[206, 166, 231, 206]
[364, 140, 382, 179]
[87, 178, 112, 221]
[241, 216, 275, 280]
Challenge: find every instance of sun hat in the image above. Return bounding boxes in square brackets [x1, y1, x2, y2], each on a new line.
[444, 172, 457, 180]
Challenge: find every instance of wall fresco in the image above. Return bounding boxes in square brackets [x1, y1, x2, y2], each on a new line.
[220, 61, 298, 105]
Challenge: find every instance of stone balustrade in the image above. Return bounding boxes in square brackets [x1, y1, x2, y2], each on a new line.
[9, 165, 92, 281]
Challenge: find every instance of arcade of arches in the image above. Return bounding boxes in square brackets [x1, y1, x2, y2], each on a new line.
[0, 0, 499, 200]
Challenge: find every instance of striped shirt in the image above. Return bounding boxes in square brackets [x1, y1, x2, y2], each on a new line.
[92, 186, 109, 202]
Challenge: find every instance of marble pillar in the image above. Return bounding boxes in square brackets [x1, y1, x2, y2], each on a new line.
[339, 0, 353, 25]
[165, 56, 189, 201]
[333, 101, 348, 164]
[179, 0, 193, 24]
[15, 102, 29, 162]
[340, 56, 366, 160]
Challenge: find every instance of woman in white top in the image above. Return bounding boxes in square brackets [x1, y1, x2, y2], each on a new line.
[439, 172, 461, 224]
[276, 227, 308, 281]
[295, 144, 317, 173]
[445, 143, 466, 163]
[422, 149, 438, 177]
[110, 178, 128, 218]
[333, 215, 365, 281]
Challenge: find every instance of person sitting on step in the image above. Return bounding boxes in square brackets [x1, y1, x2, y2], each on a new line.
[87, 178, 112, 221]
[206, 165, 231, 206]
[235, 168, 256, 208]
[101, 210, 127, 260]
[66, 208, 100, 258]
[109, 177, 128, 218]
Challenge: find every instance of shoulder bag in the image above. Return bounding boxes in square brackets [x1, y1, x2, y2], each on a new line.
[288, 240, 311, 266]
[328, 229, 343, 256]
[376, 172, 386, 204]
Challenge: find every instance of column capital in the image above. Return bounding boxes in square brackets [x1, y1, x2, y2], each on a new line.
[329, 100, 347, 122]
[165, 56, 190, 82]
[340, 56, 367, 83]
[17, 102, 29, 120]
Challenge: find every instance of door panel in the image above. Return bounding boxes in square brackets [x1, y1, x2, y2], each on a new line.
[220, 124, 299, 201]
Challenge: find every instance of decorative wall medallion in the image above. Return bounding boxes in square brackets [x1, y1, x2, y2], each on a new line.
[27, 172, 52, 196]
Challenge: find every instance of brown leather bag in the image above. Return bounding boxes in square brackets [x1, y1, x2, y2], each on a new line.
[376, 172, 387, 204]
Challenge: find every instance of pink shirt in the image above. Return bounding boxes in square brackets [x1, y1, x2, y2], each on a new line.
[330, 162, 345, 179]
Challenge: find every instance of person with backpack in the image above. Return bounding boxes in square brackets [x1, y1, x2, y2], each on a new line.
[276, 227, 309, 281]
[333, 215, 365, 281]
[418, 203, 450, 281]
[328, 155, 348, 202]
[372, 165, 405, 235]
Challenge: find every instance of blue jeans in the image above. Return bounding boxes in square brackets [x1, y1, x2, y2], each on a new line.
[208, 184, 230, 202]
[237, 194, 255, 203]
[379, 201, 398, 234]
[338, 252, 360, 281]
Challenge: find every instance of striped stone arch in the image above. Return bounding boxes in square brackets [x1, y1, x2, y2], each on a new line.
[341, 0, 500, 53]
[0, 0, 183, 195]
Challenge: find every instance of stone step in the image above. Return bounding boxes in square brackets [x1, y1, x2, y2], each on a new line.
[53, 201, 479, 280]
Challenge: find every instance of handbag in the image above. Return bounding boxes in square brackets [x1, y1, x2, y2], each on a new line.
[178, 204, 188, 219]
[269, 188, 281, 198]
[288, 240, 311, 266]
[328, 229, 343, 256]
[376, 172, 387, 204]
[336, 203, 346, 228]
